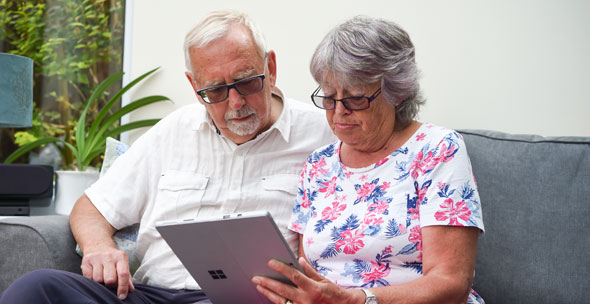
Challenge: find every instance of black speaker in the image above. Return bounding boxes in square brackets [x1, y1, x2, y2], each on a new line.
[0, 164, 54, 215]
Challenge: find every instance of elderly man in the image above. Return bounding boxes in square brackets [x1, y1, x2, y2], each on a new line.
[0, 10, 334, 304]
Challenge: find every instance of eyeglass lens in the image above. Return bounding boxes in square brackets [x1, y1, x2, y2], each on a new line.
[312, 88, 370, 111]
[200, 75, 264, 103]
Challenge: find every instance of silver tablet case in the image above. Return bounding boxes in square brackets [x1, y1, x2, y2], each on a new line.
[156, 210, 301, 304]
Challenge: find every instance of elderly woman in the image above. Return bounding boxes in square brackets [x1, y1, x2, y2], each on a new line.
[252, 16, 485, 304]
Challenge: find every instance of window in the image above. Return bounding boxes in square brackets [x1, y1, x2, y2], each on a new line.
[0, 0, 125, 169]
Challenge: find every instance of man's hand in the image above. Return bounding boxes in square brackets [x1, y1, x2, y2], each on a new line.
[71, 194, 135, 300]
[80, 247, 135, 300]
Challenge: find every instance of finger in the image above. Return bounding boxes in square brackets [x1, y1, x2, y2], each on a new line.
[102, 262, 118, 287]
[128, 275, 135, 292]
[298, 257, 325, 282]
[268, 259, 301, 280]
[254, 280, 291, 304]
[92, 263, 104, 283]
[80, 260, 93, 279]
[116, 260, 132, 299]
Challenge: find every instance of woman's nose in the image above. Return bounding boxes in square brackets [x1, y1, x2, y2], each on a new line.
[333, 99, 351, 115]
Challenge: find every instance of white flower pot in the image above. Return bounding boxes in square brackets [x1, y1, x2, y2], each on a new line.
[54, 170, 99, 215]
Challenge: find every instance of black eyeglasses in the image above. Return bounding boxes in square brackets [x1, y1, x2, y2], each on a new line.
[310, 86, 382, 111]
[197, 74, 266, 104]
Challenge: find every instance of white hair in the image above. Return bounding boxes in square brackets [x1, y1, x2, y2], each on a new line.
[184, 10, 267, 74]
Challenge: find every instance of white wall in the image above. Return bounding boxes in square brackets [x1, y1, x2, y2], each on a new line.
[123, 0, 590, 143]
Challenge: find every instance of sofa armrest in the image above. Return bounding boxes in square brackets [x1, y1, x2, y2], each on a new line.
[0, 215, 82, 293]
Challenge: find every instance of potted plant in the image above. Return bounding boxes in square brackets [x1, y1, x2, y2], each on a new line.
[4, 67, 170, 214]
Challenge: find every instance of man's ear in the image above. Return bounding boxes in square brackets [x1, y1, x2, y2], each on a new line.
[266, 50, 277, 87]
[186, 72, 205, 105]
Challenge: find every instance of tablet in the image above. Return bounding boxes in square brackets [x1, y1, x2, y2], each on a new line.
[155, 210, 301, 304]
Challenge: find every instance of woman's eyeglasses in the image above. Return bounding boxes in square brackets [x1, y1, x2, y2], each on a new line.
[310, 86, 381, 111]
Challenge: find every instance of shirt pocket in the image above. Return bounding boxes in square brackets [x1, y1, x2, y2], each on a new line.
[156, 171, 209, 219]
[261, 174, 299, 196]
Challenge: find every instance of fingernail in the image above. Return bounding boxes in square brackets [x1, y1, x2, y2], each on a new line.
[252, 277, 260, 284]
[269, 260, 278, 267]
[118, 293, 126, 300]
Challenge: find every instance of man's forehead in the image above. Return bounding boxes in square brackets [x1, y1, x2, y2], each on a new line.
[196, 65, 260, 87]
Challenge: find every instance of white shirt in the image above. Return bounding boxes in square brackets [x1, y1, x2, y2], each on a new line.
[85, 96, 335, 290]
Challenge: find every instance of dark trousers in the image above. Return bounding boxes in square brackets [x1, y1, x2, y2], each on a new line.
[0, 269, 209, 304]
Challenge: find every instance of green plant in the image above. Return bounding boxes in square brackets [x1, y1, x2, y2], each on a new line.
[0, 0, 125, 164]
[4, 67, 169, 171]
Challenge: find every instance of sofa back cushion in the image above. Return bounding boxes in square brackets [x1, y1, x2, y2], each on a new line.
[459, 130, 590, 304]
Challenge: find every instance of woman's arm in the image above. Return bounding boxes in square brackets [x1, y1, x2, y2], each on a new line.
[254, 226, 479, 304]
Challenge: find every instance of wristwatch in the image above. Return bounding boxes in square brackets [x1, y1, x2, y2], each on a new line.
[361, 288, 378, 304]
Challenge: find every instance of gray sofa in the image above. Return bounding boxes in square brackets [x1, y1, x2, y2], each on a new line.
[1, 129, 589, 303]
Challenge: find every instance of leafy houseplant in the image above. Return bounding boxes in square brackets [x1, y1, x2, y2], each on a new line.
[0, 0, 125, 163]
[4, 67, 169, 171]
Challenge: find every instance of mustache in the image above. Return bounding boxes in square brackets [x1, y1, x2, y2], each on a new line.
[225, 107, 257, 121]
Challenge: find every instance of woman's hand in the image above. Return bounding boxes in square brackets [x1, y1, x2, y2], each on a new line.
[252, 257, 365, 304]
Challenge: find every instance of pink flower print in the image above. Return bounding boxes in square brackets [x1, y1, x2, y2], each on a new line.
[363, 212, 384, 226]
[416, 185, 428, 205]
[310, 158, 329, 179]
[321, 201, 346, 221]
[344, 170, 354, 178]
[305, 237, 314, 247]
[290, 222, 302, 232]
[380, 181, 391, 191]
[437, 182, 447, 190]
[398, 224, 407, 234]
[409, 150, 441, 179]
[383, 245, 393, 255]
[375, 157, 389, 167]
[435, 198, 472, 226]
[361, 261, 391, 283]
[408, 226, 423, 260]
[434, 143, 457, 164]
[409, 151, 430, 179]
[335, 194, 348, 203]
[335, 229, 365, 255]
[360, 174, 368, 182]
[319, 176, 338, 198]
[356, 182, 377, 203]
[301, 190, 311, 208]
[371, 200, 389, 215]
[408, 205, 420, 220]
[408, 226, 422, 251]
[416, 133, 426, 141]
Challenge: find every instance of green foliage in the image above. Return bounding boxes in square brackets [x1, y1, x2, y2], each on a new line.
[5, 68, 170, 171]
[13, 106, 64, 146]
[0, 0, 129, 168]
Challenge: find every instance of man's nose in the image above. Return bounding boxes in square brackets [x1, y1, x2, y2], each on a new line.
[227, 87, 245, 110]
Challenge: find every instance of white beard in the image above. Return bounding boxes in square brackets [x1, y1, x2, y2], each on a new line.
[225, 106, 261, 136]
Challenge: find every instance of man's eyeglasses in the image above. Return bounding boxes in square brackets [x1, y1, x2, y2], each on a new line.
[197, 74, 266, 104]
[310, 86, 382, 111]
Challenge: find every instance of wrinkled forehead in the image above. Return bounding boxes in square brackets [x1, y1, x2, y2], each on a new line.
[189, 27, 266, 86]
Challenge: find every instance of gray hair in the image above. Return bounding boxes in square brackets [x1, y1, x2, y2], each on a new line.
[184, 10, 267, 74]
[310, 16, 425, 130]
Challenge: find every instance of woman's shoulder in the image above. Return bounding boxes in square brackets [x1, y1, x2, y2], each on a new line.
[414, 123, 465, 146]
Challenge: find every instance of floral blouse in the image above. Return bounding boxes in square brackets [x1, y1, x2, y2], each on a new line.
[289, 123, 485, 303]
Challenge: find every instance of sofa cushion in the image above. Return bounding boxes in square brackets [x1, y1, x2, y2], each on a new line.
[0, 215, 82, 292]
[459, 129, 590, 304]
